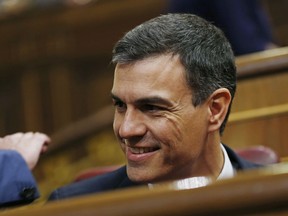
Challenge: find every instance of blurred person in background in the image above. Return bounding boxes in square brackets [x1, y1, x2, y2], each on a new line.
[168, 0, 278, 55]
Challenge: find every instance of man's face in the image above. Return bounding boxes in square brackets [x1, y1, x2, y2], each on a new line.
[111, 54, 210, 183]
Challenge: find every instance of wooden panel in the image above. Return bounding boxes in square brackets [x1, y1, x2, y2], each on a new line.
[224, 114, 288, 157]
[20, 70, 44, 131]
[0, 0, 166, 135]
[4, 163, 288, 215]
[233, 70, 288, 112]
[222, 47, 288, 157]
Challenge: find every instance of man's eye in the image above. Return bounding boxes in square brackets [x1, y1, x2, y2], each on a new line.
[113, 101, 126, 111]
[114, 101, 124, 107]
[142, 104, 163, 112]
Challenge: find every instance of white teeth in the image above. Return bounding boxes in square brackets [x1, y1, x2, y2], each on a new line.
[129, 147, 156, 154]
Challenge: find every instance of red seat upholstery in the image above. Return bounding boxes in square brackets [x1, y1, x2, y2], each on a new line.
[235, 145, 279, 165]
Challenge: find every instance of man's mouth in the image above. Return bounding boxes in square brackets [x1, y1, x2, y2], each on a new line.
[129, 147, 159, 154]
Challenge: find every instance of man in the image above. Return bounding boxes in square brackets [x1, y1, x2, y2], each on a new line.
[49, 13, 260, 201]
[0, 132, 50, 206]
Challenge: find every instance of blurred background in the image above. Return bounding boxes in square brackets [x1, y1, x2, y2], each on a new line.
[0, 0, 287, 201]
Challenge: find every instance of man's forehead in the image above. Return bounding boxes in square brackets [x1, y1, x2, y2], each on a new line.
[111, 53, 192, 103]
[114, 53, 181, 71]
[113, 55, 186, 81]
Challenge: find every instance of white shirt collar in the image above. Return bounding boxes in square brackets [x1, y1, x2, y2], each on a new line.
[217, 144, 235, 180]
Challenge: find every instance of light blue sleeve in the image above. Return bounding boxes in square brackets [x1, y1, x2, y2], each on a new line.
[0, 150, 39, 207]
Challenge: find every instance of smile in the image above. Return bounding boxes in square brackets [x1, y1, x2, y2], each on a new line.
[129, 147, 159, 154]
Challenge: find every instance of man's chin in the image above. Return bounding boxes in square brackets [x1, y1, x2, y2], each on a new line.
[126, 166, 154, 183]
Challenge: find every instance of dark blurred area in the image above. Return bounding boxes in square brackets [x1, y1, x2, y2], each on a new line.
[167, 0, 279, 56]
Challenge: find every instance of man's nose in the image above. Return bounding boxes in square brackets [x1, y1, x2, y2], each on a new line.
[118, 109, 146, 139]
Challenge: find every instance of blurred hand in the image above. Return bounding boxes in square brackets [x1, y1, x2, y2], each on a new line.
[0, 132, 51, 170]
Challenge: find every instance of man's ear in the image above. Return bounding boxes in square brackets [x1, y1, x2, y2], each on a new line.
[207, 88, 231, 132]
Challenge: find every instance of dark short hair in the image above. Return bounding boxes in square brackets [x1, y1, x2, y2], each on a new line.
[112, 13, 236, 135]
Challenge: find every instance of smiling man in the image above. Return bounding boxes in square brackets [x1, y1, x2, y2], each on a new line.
[111, 54, 225, 183]
[49, 13, 260, 201]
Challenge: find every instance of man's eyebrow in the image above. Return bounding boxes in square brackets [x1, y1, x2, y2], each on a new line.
[135, 97, 173, 107]
[111, 93, 173, 107]
[111, 93, 121, 101]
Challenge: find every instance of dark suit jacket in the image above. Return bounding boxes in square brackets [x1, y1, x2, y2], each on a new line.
[48, 145, 261, 201]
